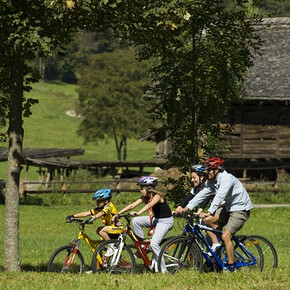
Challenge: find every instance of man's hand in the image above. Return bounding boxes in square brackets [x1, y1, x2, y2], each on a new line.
[130, 211, 138, 216]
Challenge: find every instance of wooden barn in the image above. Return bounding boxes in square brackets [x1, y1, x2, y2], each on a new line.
[141, 17, 290, 180]
[224, 17, 290, 179]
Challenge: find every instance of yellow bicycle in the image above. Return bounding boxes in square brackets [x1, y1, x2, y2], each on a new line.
[47, 218, 116, 273]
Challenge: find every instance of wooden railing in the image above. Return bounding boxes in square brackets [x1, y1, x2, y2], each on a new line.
[19, 179, 290, 197]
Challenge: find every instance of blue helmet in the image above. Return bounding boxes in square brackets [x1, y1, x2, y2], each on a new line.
[137, 176, 158, 187]
[191, 164, 207, 175]
[92, 189, 112, 201]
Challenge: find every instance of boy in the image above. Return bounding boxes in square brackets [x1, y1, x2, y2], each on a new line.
[66, 188, 123, 241]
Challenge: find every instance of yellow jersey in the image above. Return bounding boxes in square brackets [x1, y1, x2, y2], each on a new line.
[91, 202, 120, 227]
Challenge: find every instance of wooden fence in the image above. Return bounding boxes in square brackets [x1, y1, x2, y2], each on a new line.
[19, 178, 290, 197]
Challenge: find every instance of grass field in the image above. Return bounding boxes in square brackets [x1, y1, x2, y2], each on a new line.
[0, 199, 289, 289]
[0, 81, 155, 180]
[1, 82, 290, 289]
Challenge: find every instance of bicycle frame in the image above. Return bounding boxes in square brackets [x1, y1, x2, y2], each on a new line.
[182, 215, 257, 270]
[66, 220, 104, 268]
[117, 214, 152, 268]
[68, 220, 101, 252]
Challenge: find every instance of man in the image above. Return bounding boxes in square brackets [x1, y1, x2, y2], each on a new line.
[183, 157, 253, 272]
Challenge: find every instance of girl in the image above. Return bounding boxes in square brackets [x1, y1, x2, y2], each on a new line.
[116, 176, 173, 273]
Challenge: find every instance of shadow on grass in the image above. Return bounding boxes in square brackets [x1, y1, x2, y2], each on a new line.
[0, 264, 47, 272]
[21, 264, 48, 272]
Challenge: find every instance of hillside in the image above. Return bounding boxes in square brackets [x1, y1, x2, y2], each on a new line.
[0, 82, 155, 180]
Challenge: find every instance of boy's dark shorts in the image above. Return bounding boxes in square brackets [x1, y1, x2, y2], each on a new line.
[217, 207, 250, 235]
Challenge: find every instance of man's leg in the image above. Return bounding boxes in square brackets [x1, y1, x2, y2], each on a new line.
[221, 229, 234, 264]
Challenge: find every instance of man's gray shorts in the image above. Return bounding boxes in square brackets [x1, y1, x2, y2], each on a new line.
[217, 207, 251, 234]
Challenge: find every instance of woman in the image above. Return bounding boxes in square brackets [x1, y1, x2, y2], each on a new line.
[116, 176, 173, 273]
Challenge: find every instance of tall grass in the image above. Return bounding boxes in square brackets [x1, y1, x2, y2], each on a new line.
[0, 81, 155, 180]
[0, 203, 289, 289]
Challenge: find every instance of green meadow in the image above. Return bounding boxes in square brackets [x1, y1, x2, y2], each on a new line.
[1, 82, 290, 289]
[0, 202, 289, 289]
[0, 81, 155, 180]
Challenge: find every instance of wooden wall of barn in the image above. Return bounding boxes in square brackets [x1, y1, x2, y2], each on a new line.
[225, 101, 290, 159]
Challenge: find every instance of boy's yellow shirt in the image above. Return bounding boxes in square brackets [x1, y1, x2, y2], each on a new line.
[91, 202, 119, 227]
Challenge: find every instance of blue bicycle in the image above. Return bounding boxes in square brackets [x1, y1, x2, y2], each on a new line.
[157, 212, 278, 273]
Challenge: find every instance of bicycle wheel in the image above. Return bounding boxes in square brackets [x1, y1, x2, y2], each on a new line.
[157, 236, 203, 274]
[245, 235, 278, 270]
[91, 239, 136, 274]
[47, 245, 85, 273]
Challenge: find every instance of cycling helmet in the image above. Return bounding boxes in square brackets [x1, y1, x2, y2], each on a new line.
[92, 189, 112, 201]
[204, 157, 225, 170]
[191, 164, 207, 175]
[137, 176, 158, 187]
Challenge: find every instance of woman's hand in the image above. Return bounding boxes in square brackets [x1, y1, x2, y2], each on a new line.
[175, 206, 184, 213]
[130, 211, 138, 216]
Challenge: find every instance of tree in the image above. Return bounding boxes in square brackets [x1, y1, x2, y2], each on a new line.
[0, 0, 115, 271]
[76, 48, 152, 161]
[112, 0, 263, 167]
[31, 31, 117, 83]
[98, 0, 264, 205]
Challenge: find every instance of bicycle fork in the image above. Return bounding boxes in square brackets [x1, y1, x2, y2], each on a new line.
[64, 241, 80, 271]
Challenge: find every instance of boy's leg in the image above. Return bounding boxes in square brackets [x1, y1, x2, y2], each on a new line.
[97, 226, 110, 241]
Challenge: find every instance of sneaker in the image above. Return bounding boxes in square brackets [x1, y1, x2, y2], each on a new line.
[208, 244, 221, 256]
[223, 264, 235, 272]
[105, 246, 115, 257]
[85, 270, 93, 274]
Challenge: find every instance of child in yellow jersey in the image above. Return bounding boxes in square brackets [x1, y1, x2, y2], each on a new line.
[66, 189, 123, 241]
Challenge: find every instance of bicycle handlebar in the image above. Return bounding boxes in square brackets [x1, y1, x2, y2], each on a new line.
[173, 211, 199, 219]
[115, 213, 132, 225]
[65, 218, 90, 228]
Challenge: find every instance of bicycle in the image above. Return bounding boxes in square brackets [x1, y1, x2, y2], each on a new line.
[91, 213, 160, 274]
[157, 212, 278, 273]
[47, 218, 118, 273]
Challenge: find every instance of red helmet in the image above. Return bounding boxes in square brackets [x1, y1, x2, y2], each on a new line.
[204, 157, 225, 170]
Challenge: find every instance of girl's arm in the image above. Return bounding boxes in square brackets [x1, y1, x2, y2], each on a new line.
[118, 198, 143, 214]
[133, 195, 162, 216]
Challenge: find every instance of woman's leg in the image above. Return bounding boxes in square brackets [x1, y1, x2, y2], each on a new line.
[132, 216, 151, 239]
[150, 217, 174, 273]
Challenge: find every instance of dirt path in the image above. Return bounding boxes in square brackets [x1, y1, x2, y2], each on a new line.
[253, 204, 290, 208]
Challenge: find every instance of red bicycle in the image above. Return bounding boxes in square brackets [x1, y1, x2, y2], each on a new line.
[91, 213, 155, 274]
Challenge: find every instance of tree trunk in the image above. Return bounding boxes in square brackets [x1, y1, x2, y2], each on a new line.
[114, 134, 121, 161]
[122, 136, 127, 161]
[4, 50, 24, 271]
[190, 30, 199, 163]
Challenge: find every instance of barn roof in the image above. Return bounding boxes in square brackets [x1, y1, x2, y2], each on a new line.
[246, 17, 290, 101]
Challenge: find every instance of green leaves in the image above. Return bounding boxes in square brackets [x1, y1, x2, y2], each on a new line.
[76, 48, 152, 161]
